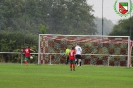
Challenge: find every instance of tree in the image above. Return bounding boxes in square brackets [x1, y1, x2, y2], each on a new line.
[109, 16, 133, 40]
[0, 30, 38, 51]
[0, 0, 97, 35]
[51, 0, 97, 34]
[39, 24, 48, 34]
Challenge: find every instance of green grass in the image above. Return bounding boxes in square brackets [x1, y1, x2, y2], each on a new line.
[0, 64, 133, 88]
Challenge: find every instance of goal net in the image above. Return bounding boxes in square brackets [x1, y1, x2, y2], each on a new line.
[38, 34, 133, 67]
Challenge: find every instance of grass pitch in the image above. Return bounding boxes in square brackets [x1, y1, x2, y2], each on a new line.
[0, 64, 133, 88]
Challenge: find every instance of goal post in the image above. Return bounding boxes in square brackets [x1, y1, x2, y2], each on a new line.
[38, 34, 133, 67]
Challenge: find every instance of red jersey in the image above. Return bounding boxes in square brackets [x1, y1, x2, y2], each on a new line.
[23, 48, 31, 57]
[69, 50, 76, 60]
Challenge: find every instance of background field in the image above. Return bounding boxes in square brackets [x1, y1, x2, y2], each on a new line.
[0, 64, 133, 88]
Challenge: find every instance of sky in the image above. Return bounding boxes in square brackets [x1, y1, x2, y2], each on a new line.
[87, 0, 133, 24]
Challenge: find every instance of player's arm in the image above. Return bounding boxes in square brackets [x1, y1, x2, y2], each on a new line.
[80, 47, 82, 54]
[80, 47, 82, 52]
[30, 49, 35, 52]
[21, 48, 24, 52]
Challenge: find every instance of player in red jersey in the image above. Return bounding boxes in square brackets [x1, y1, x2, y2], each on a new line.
[22, 46, 34, 66]
[69, 46, 76, 71]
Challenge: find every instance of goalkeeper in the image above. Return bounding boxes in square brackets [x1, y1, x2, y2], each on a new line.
[65, 47, 70, 65]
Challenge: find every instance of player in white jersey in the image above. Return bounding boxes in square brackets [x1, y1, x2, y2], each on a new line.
[75, 44, 82, 67]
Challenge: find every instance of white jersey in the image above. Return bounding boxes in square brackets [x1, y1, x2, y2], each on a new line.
[75, 45, 82, 55]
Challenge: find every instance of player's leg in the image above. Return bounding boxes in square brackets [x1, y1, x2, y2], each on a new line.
[80, 55, 82, 66]
[24, 60, 26, 65]
[66, 56, 69, 64]
[76, 55, 81, 66]
[69, 60, 72, 71]
[73, 60, 76, 71]
[75, 59, 77, 65]
[78, 59, 81, 66]
[27, 56, 30, 65]
[65, 56, 68, 65]
[26, 60, 28, 66]
[78, 55, 82, 67]
[76, 59, 79, 66]
[25, 57, 29, 66]
[24, 57, 27, 65]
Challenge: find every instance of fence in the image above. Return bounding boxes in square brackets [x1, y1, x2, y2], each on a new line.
[0, 52, 38, 65]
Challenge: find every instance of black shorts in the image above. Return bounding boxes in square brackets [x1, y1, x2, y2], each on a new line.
[75, 55, 81, 59]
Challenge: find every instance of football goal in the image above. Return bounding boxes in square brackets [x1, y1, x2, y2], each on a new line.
[38, 34, 133, 67]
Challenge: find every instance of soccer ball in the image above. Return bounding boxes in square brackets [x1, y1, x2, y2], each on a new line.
[30, 56, 33, 59]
